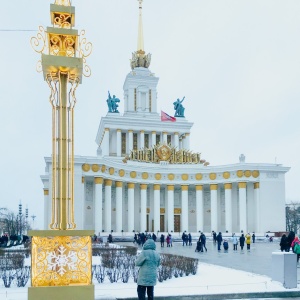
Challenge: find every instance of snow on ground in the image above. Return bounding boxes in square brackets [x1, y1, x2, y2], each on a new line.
[0, 262, 298, 300]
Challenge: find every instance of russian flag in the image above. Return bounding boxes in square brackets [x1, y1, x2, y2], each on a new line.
[161, 110, 176, 122]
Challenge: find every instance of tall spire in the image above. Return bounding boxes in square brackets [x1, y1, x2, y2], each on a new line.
[137, 0, 144, 53]
[130, 0, 151, 70]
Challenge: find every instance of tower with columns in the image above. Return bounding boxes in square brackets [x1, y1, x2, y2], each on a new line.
[41, 0, 290, 237]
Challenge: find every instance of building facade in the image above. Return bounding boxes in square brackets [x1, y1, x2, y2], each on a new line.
[41, 1, 289, 236]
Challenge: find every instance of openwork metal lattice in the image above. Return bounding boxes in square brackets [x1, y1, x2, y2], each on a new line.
[31, 235, 92, 287]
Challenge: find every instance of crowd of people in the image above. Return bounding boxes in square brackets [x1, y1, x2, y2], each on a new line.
[280, 231, 300, 262]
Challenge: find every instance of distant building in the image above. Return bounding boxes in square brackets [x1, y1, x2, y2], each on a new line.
[41, 2, 289, 235]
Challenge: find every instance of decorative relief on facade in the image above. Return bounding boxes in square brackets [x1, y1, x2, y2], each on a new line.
[195, 173, 203, 180]
[160, 208, 165, 213]
[155, 173, 162, 180]
[168, 173, 175, 180]
[125, 143, 208, 165]
[236, 170, 243, 178]
[181, 174, 188, 181]
[91, 164, 99, 172]
[142, 172, 149, 179]
[223, 172, 230, 179]
[31, 236, 92, 287]
[130, 171, 137, 178]
[244, 170, 251, 177]
[101, 165, 106, 173]
[82, 164, 90, 172]
[147, 208, 150, 213]
[209, 173, 216, 180]
[252, 170, 260, 178]
[119, 169, 125, 177]
[109, 167, 115, 175]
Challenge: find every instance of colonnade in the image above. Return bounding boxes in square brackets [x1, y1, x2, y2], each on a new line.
[92, 178, 260, 234]
[101, 128, 190, 156]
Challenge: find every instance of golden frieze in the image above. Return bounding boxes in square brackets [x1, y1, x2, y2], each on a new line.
[128, 143, 208, 165]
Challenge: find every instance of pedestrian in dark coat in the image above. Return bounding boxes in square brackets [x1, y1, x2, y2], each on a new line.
[136, 239, 160, 300]
[252, 233, 256, 243]
[200, 233, 207, 252]
[188, 233, 192, 246]
[280, 234, 288, 252]
[216, 232, 223, 251]
[213, 231, 217, 244]
[286, 231, 295, 252]
[182, 232, 186, 246]
[160, 234, 165, 247]
[239, 234, 245, 250]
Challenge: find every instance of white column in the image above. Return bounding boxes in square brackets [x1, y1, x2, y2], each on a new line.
[115, 181, 123, 232]
[128, 130, 133, 153]
[140, 184, 147, 232]
[140, 130, 145, 149]
[174, 132, 179, 149]
[151, 131, 156, 147]
[127, 183, 135, 232]
[153, 184, 160, 232]
[182, 136, 186, 149]
[210, 184, 218, 232]
[116, 129, 121, 157]
[196, 185, 204, 232]
[185, 133, 190, 150]
[44, 189, 49, 230]
[179, 138, 183, 150]
[224, 183, 232, 233]
[104, 179, 112, 232]
[103, 128, 109, 156]
[167, 185, 174, 232]
[94, 177, 103, 235]
[181, 185, 189, 232]
[254, 182, 260, 233]
[238, 182, 247, 233]
[162, 131, 167, 144]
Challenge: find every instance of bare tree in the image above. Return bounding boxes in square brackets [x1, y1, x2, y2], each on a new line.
[286, 202, 300, 234]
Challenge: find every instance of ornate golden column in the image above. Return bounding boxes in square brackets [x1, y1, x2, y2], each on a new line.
[29, 1, 93, 299]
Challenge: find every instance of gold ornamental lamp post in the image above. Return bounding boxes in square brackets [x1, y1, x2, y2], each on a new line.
[29, 1, 94, 299]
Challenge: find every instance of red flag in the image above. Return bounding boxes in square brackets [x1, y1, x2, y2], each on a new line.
[161, 111, 176, 122]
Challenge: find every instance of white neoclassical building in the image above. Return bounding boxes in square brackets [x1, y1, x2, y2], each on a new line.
[41, 1, 289, 236]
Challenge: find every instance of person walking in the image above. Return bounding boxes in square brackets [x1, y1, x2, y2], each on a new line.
[200, 233, 207, 252]
[182, 232, 186, 246]
[239, 234, 245, 250]
[245, 233, 251, 250]
[166, 234, 170, 247]
[216, 232, 223, 251]
[136, 239, 160, 300]
[252, 233, 256, 243]
[280, 234, 288, 252]
[212, 231, 217, 244]
[291, 236, 300, 263]
[286, 231, 295, 252]
[188, 233, 192, 246]
[232, 233, 238, 251]
[160, 234, 165, 247]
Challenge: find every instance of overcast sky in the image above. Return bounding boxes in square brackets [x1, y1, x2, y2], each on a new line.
[0, 0, 299, 229]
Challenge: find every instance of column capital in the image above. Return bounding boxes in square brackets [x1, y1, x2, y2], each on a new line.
[44, 189, 49, 195]
[82, 177, 85, 183]
[105, 179, 112, 186]
[105, 128, 109, 132]
[128, 182, 135, 189]
[167, 185, 174, 191]
[162, 131, 168, 135]
[151, 131, 156, 134]
[254, 182, 260, 189]
[140, 184, 147, 190]
[210, 184, 218, 190]
[174, 132, 179, 135]
[94, 177, 103, 184]
[195, 185, 203, 191]
[153, 184, 160, 190]
[185, 133, 190, 136]
[117, 129, 121, 132]
[116, 181, 123, 188]
[181, 185, 188, 191]
[224, 183, 232, 190]
[140, 130, 145, 133]
[238, 182, 247, 189]
[128, 129, 133, 133]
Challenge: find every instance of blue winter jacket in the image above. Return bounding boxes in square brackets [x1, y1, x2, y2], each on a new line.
[135, 239, 160, 286]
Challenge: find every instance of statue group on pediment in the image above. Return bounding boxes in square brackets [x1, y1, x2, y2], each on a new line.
[130, 51, 152, 69]
[173, 96, 185, 117]
[106, 91, 120, 113]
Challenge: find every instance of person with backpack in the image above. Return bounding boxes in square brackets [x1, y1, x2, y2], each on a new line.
[239, 234, 245, 250]
[291, 236, 300, 263]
